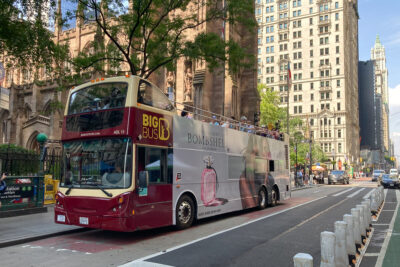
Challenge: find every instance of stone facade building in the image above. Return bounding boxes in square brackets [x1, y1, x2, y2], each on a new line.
[255, 0, 360, 170]
[0, 0, 259, 151]
[371, 35, 390, 155]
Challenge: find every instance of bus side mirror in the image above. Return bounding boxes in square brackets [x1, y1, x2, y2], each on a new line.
[138, 171, 149, 188]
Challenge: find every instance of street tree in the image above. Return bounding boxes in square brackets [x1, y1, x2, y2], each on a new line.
[66, 0, 256, 78]
[257, 83, 286, 127]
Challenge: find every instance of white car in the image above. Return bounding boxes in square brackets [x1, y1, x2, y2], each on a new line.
[389, 169, 399, 179]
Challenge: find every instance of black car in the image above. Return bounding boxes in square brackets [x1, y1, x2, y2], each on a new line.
[328, 170, 349, 185]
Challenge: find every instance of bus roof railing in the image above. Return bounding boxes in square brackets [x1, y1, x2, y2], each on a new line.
[170, 100, 285, 142]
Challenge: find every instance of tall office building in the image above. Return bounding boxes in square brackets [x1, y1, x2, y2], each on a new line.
[371, 35, 390, 154]
[255, 0, 360, 169]
[358, 60, 385, 168]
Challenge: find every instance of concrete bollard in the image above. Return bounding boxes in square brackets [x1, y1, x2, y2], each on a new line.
[321, 231, 336, 267]
[293, 253, 313, 267]
[370, 189, 378, 214]
[356, 205, 367, 239]
[351, 208, 362, 247]
[334, 221, 348, 267]
[343, 214, 356, 257]
[362, 200, 372, 229]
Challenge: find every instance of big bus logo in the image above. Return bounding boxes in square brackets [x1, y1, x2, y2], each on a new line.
[142, 114, 170, 141]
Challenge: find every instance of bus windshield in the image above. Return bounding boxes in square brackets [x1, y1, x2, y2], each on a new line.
[68, 82, 128, 115]
[61, 138, 132, 189]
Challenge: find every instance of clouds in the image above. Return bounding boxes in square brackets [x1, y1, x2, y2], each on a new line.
[389, 84, 400, 108]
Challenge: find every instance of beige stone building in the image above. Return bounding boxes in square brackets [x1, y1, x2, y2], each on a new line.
[255, 0, 360, 170]
[371, 35, 390, 155]
[0, 0, 259, 150]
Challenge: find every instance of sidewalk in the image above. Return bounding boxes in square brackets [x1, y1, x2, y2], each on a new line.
[0, 205, 84, 248]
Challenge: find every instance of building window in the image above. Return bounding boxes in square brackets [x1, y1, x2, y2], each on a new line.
[337, 79, 340, 87]
[311, 104, 314, 112]
[309, 8, 313, 14]
[310, 83, 314, 90]
[294, 106, 298, 114]
[336, 69, 340, 75]
[335, 13, 339, 20]
[311, 93, 314, 101]
[337, 103, 340, 111]
[337, 91, 340, 98]
[335, 2, 339, 8]
[336, 46, 340, 53]
[335, 24, 339, 31]
[336, 57, 340, 65]
[337, 117, 341, 124]
[299, 106, 302, 114]
[338, 129, 341, 138]
[338, 143, 342, 153]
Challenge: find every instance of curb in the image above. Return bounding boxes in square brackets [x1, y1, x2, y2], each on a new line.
[292, 184, 323, 191]
[0, 206, 48, 218]
[0, 228, 91, 249]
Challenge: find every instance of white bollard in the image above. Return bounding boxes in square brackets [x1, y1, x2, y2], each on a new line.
[362, 200, 371, 228]
[356, 205, 366, 238]
[351, 208, 362, 245]
[343, 214, 356, 256]
[334, 221, 348, 267]
[293, 253, 313, 267]
[321, 231, 336, 267]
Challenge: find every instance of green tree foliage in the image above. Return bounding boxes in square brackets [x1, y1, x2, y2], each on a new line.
[257, 83, 286, 127]
[67, 0, 257, 78]
[0, 0, 60, 71]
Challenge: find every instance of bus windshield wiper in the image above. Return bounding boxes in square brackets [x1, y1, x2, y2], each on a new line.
[96, 184, 113, 197]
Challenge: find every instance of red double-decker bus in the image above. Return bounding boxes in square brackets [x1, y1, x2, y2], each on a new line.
[55, 75, 291, 231]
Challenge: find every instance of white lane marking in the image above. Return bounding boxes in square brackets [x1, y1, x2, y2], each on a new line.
[332, 187, 355, 197]
[375, 190, 400, 267]
[364, 253, 380, 257]
[347, 188, 366, 198]
[313, 190, 321, 194]
[119, 196, 327, 267]
[372, 223, 390, 226]
[363, 189, 374, 199]
[121, 262, 173, 267]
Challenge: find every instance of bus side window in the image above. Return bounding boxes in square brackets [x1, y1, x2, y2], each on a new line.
[138, 146, 172, 184]
[269, 160, 275, 172]
[138, 80, 174, 111]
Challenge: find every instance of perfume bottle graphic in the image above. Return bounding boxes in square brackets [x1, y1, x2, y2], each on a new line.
[201, 155, 225, 207]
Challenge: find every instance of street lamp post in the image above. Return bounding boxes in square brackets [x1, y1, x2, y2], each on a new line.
[332, 148, 335, 170]
[37, 133, 48, 176]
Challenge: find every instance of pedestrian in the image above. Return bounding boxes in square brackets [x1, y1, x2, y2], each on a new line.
[0, 173, 7, 209]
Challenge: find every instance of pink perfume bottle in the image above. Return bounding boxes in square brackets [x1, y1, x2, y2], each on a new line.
[201, 156, 221, 207]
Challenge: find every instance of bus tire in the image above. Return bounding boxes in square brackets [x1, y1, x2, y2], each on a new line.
[258, 188, 267, 209]
[270, 188, 278, 207]
[176, 195, 195, 230]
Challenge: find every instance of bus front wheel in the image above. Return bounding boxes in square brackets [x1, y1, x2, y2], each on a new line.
[176, 195, 195, 230]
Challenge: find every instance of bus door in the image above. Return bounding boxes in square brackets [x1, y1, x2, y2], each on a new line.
[135, 146, 173, 228]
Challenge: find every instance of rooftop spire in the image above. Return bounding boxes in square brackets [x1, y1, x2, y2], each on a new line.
[375, 34, 382, 48]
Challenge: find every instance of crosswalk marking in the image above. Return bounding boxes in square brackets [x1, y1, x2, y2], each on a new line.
[332, 187, 354, 197]
[347, 188, 366, 198]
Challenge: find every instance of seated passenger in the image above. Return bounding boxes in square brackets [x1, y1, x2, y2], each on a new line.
[102, 165, 130, 187]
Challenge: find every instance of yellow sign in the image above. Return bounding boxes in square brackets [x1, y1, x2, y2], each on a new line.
[142, 114, 170, 141]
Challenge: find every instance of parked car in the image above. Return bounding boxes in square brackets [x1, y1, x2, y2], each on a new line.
[328, 170, 349, 185]
[372, 169, 385, 182]
[380, 174, 399, 188]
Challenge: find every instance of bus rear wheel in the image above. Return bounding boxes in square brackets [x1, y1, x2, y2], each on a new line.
[258, 188, 267, 209]
[176, 195, 195, 230]
[270, 188, 278, 207]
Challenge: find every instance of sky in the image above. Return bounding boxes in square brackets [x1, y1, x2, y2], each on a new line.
[358, 0, 400, 159]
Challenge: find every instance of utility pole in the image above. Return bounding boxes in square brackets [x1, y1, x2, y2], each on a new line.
[309, 132, 313, 185]
[286, 60, 291, 135]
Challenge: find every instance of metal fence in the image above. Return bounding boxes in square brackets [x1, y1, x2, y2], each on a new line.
[0, 148, 63, 179]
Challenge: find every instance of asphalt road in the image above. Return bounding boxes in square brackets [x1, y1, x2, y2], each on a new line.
[0, 181, 381, 267]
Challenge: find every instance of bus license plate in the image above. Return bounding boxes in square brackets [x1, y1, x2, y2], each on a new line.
[79, 217, 89, 225]
[57, 215, 65, 222]
[390, 183, 394, 187]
